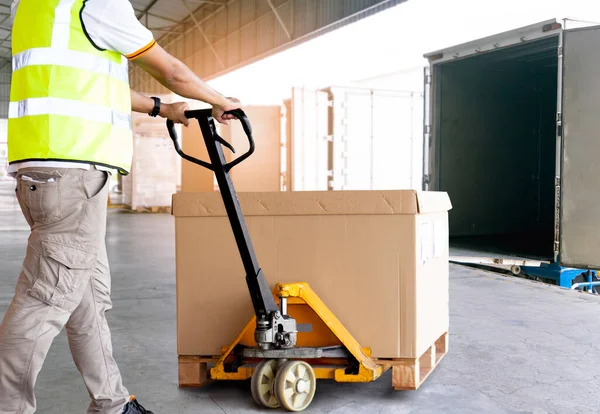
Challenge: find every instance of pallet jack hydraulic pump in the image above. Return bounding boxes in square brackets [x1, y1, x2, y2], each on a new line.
[167, 110, 447, 411]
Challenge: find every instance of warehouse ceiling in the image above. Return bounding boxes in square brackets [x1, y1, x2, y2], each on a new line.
[0, 0, 405, 75]
[131, 0, 229, 45]
[0, 0, 229, 70]
[0, 0, 405, 110]
[129, 0, 407, 92]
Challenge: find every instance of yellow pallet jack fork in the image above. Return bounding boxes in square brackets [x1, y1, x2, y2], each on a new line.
[167, 110, 445, 411]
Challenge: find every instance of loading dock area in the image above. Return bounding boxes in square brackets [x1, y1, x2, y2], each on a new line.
[1, 179, 598, 412]
[2, 2, 600, 412]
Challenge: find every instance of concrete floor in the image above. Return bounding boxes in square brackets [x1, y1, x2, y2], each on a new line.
[1, 179, 600, 414]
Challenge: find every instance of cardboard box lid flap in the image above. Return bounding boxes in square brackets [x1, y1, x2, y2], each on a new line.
[415, 191, 452, 214]
[173, 190, 451, 217]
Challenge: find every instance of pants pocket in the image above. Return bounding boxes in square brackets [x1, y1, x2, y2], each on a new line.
[28, 240, 97, 313]
[19, 172, 62, 225]
[84, 170, 109, 201]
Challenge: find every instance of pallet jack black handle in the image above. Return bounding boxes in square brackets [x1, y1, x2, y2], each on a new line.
[166, 108, 254, 172]
[166, 108, 280, 320]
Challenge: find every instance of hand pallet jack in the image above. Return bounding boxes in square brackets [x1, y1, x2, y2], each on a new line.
[167, 110, 447, 411]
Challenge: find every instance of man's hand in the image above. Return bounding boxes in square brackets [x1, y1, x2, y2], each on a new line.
[130, 90, 193, 126]
[160, 102, 190, 126]
[212, 97, 242, 125]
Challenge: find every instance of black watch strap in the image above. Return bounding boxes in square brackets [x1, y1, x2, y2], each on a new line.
[150, 96, 160, 117]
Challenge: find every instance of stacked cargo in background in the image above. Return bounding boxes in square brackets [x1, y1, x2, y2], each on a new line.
[283, 86, 423, 192]
[181, 105, 282, 193]
[122, 94, 181, 212]
[178, 86, 422, 195]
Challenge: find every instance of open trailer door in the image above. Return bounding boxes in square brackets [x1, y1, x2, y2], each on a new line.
[421, 20, 563, 270]
[558, 25, 600, 269]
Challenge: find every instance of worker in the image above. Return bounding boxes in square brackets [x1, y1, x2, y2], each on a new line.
[0, 1, 242, 413]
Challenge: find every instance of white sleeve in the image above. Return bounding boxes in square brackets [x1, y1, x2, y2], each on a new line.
[81, 0, 156, 59]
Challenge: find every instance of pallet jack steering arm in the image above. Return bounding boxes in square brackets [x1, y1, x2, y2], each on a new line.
[167, 109, 298, 350]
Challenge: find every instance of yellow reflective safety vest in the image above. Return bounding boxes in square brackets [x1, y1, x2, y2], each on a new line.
[8, 0, 133, 174]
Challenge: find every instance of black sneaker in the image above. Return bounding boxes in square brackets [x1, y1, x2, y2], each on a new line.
[122, 396, 154, 414]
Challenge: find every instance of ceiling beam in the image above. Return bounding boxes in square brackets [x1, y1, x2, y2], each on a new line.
[266, 0, 292, 40]
[0, 31, 12, 50]
[145, 12, 181, 24]
[186, 0, 228, 4]
[180, 0, 225, 68]
[148, 26, 184, 34]
[159, 1, 229, 49]
[136, 0, 160, 23]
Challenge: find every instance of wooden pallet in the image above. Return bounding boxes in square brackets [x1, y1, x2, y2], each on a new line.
[135, 205, 171, 213]
[376, 331, 448, 390]
[120, 205, 172, 213]
[177, 332, 448, 390]
[178, 355, 216, 387]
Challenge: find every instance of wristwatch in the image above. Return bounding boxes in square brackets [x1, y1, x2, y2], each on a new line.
[149, 96, 161, 117]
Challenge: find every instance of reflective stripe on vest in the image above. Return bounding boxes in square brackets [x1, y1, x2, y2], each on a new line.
[13, 49, 129, 84]
[8, 0, 133, 174]
[9, 98, 131, 129]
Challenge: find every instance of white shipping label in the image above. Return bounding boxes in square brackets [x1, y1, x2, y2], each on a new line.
[419, 221, 432, 264]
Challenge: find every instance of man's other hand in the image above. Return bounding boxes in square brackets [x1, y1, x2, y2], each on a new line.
[212, 97, 243, 125]
[161, 102, 191, 126]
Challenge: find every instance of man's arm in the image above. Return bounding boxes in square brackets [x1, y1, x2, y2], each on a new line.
[130, 89, 191, 126]
[79, 0, 240, 124]
[132, 43, 240, 124]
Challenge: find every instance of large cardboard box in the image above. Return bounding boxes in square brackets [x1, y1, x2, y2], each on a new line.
[172, 190, 451, 359]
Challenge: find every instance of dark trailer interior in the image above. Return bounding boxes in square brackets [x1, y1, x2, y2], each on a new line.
[428, 33, 560, 263]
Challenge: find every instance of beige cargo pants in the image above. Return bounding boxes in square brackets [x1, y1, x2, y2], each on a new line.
[0, 167, 129, 414]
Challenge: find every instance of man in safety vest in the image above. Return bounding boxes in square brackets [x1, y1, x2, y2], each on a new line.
[0, 1, 242, 413]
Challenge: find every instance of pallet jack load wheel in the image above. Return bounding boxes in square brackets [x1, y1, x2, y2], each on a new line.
[251, 359, 280, 408]
[274, 360, 317, 412]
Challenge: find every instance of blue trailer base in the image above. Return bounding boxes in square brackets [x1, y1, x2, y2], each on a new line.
[522, 262, 598, 291]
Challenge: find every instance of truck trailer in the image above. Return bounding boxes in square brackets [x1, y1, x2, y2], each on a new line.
[422, 19, 600, 289]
